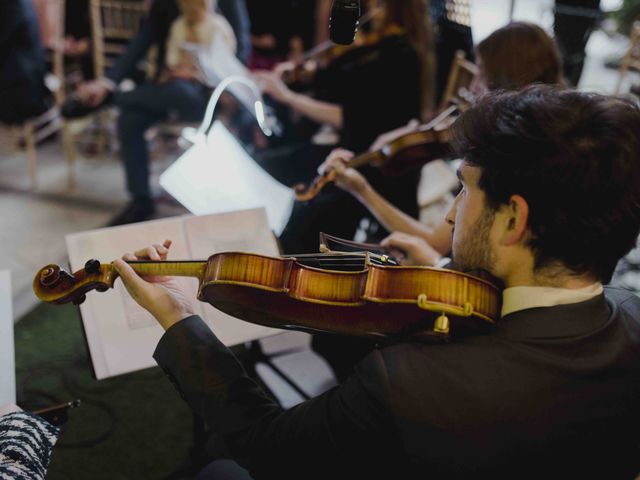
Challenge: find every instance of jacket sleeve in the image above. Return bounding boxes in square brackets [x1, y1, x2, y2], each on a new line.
[153, 315, 401, 479]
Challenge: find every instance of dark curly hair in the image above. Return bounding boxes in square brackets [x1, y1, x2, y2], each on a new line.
[451, 85, 640, 282]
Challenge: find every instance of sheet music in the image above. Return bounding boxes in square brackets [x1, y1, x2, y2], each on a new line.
[159, 121, 294, 236]
[183, 209, 281, 345]
[0, 271, 15, 404]
[66, 209, 282, 380]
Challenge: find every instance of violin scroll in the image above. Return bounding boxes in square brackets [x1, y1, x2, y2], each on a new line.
[33, 261, 115, 306]
[293, 170, 336, 202]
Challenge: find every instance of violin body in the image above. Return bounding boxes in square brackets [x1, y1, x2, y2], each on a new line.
[294, 105, 457, 202]
[34, 251, 501, 340]
[202, 253, 499, 339]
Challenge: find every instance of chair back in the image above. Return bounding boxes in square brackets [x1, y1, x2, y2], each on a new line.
[615, 21, 640, 95]
[439, 50, 478, 110]
[90, 0, 147, 78]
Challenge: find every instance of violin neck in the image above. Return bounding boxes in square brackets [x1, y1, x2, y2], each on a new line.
[348, 150, 385, 169]
[126, 261, 207, 280]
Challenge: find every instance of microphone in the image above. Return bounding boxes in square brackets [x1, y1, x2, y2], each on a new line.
[329, 0, 361, 45]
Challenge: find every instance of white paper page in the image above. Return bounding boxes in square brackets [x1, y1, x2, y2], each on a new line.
[159, 121, 294, 235]
[0, 271, 15, 404]
[183, 208, 284, 345]
[66, 218, 201, 380]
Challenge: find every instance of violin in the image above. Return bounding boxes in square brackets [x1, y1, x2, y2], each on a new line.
[294, 104, 459, 202]
[279, 9, 394, 85]
[33, 249, 501, 340]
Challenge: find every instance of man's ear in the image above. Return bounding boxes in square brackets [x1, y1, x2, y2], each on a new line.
[500, 194, 529, 246]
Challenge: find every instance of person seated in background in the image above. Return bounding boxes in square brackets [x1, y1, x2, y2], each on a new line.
[65, 0, 250, 115]
[114, 85, 640, 479]
[161, 0, 236, 82]
[0, 403, 59, 480]
[322, 21, 565, 268]
[60, 0, 250, 225]
[104, 0, 238, 226]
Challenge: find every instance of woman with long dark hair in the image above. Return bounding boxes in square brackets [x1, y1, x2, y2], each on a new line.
[253, 0, 437, 255]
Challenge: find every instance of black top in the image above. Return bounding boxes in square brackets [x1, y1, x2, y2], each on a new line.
[154, 287, 640, 480]
[246, 0, 317, 55]
[317, 34, 422, 152]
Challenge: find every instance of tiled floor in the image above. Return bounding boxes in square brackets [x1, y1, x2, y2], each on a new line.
[2, 0, 639, 406]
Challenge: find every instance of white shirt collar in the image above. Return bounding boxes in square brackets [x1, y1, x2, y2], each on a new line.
[501, 282, 604, 317]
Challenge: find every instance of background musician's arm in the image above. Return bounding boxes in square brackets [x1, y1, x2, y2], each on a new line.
[254, 71, 343, 129]
[380, 231, 444, 266]
[321, 151, 453, 257]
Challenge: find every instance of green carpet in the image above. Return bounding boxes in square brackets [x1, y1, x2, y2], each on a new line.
[15, 303, 195, 480]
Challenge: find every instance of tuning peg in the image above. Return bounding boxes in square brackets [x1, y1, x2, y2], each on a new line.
[72, 294, 86, 306]
[84, 259, 101, 275]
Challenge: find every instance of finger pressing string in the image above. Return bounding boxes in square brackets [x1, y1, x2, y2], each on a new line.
[146, 247, 161, 261]
[153, 244, 168, 259]
[113, 259, 144, 291]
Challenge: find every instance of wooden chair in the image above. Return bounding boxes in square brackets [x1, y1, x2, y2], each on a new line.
[615, 21, 640, 95]
[439, 50, 478, 110]
[90, 0, 148, 79]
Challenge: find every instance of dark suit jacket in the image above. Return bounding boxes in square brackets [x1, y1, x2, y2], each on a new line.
[154, 287, 640, 479]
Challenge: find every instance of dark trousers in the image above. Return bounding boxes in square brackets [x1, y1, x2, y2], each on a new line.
[114, 80, 210, 199]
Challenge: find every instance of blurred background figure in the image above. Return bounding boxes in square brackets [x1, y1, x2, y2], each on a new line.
[554, 0, 602, 86]
[431, 0, 475, 104]
[0, 0, 52, 125]
[60, 0, 251, 225]
[246, 0, 319, 70]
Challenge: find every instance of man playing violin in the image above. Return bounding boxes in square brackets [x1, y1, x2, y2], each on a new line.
[113, 85, 640, 479]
